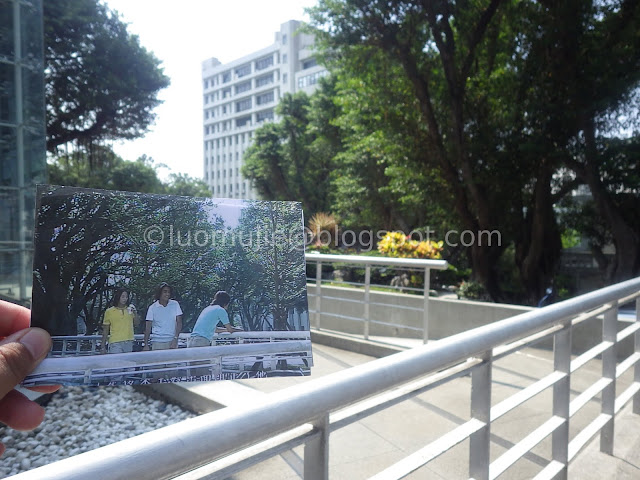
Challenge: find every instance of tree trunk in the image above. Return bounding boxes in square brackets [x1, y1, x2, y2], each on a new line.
[515, 161, 562, 304]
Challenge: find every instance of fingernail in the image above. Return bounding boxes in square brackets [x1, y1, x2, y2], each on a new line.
[19, 328, 51, 360]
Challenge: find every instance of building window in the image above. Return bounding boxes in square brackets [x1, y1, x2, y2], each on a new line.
[256, 91, 274, 105]
[222, 88, 231, 99]
[255, 73, 274, 88]
[235, 81, 251, 95]
[204, 79, 209, 89]
[282, 53, 287, 64]
[302, 58, 318, 70]
[236, 98, 252, 112]
[205, 126, 210, 135]
[256, 109, 274, 123]
[298, 70, 329, 88]
[222, 71, 231, 83]
[283, 73, 287, 84]
[235, 63, 251, 78]
[255, 55, 273, 70]
[282, 34, 287, 45]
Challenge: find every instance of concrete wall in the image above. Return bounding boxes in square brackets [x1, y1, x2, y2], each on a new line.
[307, 285, 635, 358]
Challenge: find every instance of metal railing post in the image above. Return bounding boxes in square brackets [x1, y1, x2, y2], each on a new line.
[634, 297, 640, 415]
[315, 261, 322, 330]
[600, 302, 617, 455]
[423, 267, 430, 344]
[364, 264, 371, 340]
[469, 351, 492, 480]
[304, 414, 330, 480]
[552, 324, 572, 479]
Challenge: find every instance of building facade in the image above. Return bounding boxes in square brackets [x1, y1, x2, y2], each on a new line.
[0, 0, 47, 305]
[202, 20, 327, 199]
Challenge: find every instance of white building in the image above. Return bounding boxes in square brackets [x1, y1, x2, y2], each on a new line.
[202, 20, 327, 199]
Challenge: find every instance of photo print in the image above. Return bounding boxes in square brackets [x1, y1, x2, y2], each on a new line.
[27, 185, 312, 386]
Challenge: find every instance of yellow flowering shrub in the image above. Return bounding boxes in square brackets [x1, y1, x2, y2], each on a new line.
[377, 232, 444, 259]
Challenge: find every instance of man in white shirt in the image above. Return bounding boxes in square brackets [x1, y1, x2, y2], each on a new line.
[143, 283, 183, 350]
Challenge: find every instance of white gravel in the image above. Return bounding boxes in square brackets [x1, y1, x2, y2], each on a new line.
[0, 386, 195, 478]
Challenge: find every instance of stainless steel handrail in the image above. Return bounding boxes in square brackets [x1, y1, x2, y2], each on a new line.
[305, 253, 449, 343]
[13, 276, 640, 480]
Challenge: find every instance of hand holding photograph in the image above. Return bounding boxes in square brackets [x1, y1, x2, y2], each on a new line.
[27, 185, 312, 386]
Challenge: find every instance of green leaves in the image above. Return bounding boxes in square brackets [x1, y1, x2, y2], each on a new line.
[44, 0, 170, 153]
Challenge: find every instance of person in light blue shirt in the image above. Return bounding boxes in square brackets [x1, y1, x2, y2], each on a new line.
[188, 291, 243, 347]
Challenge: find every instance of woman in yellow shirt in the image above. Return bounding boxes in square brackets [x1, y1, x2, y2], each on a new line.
[101, 288, 139, 354]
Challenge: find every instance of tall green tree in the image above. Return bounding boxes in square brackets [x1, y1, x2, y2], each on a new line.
[44, 0, 170, 156]
[310, 0, 640, 301]
[242, 87, 336, 216]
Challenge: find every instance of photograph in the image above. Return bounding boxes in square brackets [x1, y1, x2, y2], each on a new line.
[26, 185, 312, 386]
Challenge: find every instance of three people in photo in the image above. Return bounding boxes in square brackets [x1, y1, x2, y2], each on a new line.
[101, 284, 243, 353]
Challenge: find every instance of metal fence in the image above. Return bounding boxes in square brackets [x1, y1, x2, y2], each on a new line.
[50, 331, 311, 356]
[25, 332, 312, 386]
[306, 253, 449, 343]
[13, 276, 640, 479]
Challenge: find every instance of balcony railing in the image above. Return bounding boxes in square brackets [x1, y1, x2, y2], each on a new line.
[306, 253, 449, 343]
[13, 275, 640, 480]
[24, 332, 312, 386]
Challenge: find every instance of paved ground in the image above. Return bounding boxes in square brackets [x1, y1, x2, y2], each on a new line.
[151, 332, 639, 479]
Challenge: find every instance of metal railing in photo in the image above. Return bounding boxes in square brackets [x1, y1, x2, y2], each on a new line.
[24, 339, 312, 386]
[305, 252, 449, 343]
[50, 331, 312, 357]
[15, 277, 640, 480]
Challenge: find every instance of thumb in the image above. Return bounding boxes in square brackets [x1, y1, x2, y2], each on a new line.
[0, 328, 52, 399]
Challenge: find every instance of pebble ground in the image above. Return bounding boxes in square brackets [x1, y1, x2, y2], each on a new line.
[0, 386, 195, 478]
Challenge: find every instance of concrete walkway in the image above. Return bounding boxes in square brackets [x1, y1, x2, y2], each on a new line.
[146, 332, 639, 479]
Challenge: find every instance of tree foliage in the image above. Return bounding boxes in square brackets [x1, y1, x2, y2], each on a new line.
[242, 83, 337, 216]
[241, 0, 640, 302]
[44, 0, 170, 154]
[48, 147, 210, 197]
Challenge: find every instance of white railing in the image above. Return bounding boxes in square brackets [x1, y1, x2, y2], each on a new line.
[50, 331, 311, 357]
[13, 277, 640, 480]
[26, 332, 312, 386]
[306, 253, 449, 343]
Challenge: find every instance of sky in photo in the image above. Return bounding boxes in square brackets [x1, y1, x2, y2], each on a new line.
[103, 0, 318, 180]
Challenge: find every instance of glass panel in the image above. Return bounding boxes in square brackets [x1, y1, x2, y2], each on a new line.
[0, 62, 16, 123]
[0, 0, 14, 60]
[23, 125, 46, 185]
[0, 126, 17, 186]
[22, 66, 45, 127]
[21, 1, 43, 68]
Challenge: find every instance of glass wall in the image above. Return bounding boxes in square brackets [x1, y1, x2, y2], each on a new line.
[0, 0, 46, 305]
